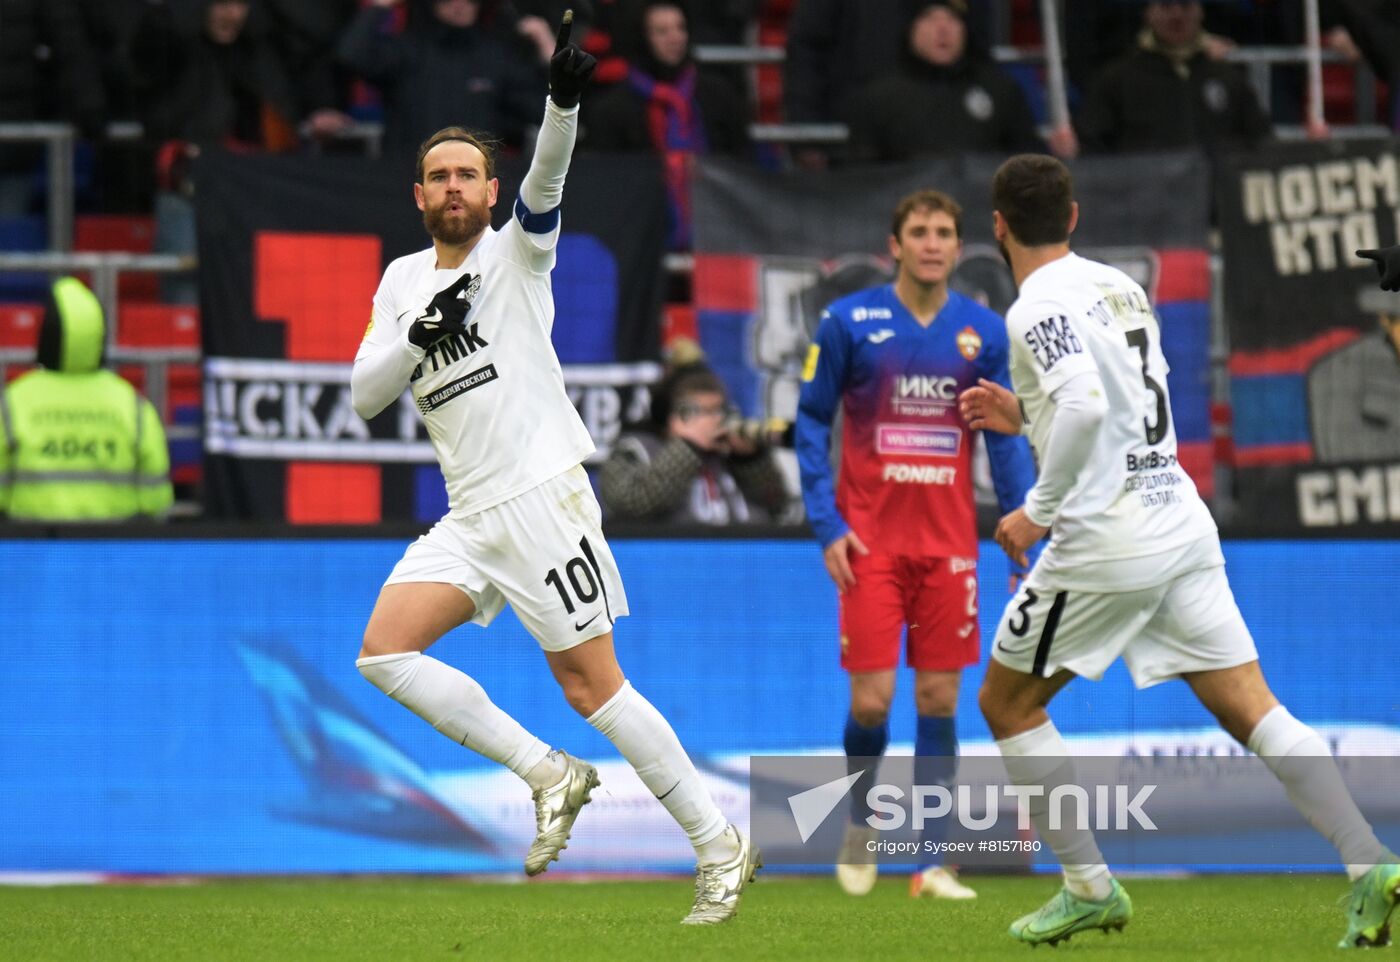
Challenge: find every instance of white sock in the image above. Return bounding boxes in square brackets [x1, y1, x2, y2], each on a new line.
[1247, 705, 1390, 880]
[356, 652, 551, 784]
[998, 720, 1113, 901]
[587, 680, 731, 860]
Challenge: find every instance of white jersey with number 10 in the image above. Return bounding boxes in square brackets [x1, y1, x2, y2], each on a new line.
[1006, 253, 1216, 590]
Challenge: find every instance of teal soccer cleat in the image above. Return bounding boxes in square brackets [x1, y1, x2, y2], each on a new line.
[1008, 880, 1132, 947]
[1339, 862, 1400, 949]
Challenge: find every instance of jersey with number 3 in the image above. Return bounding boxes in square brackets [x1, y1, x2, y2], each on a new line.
[1007, 253, 1215, 588]
[355, 215, 595, 518]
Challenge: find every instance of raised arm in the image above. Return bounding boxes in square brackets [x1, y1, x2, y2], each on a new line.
[510, 13, 597, 266]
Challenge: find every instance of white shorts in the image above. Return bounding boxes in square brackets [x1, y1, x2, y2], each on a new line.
[990, 535, 1258, 689]
[385, 465, 629, 652]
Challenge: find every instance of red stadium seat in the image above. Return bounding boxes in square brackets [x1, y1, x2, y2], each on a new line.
[116, 303, 201, 350]
[0, 303, 42, 350]
[75, 215, 160, 300]
[75, 215, 155, 253]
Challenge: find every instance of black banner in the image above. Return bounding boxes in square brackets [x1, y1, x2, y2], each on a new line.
[194, 150, 667, 522]
[1218, 140, 1400, 350]
[1216, 140, 1400, 533]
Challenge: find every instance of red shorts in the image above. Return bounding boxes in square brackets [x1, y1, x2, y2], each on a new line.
[838, 553, 980, 673]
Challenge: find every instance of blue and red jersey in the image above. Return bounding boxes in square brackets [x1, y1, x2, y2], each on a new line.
[796, 285, 1038, 561]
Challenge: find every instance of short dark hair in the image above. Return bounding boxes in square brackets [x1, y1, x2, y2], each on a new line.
[992, 154, 1074, 247]
[649, 363, 727, 430]
[668, 365, 727, 404]
[891, 189, 963, 239]
[415, 127, 498, 183]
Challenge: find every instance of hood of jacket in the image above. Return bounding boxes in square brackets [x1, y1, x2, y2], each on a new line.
[37, 277, 105, 373]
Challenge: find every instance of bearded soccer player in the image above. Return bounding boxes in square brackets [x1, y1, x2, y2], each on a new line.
[796, 189, 1039, 901]
[961, 153, 1399, 948]
[348, 13, 759, 924]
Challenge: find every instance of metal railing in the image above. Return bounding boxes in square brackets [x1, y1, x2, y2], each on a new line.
[694, 41, 1389, 143]
[0, 251, 198, 421]
[0, 123, 74, 251]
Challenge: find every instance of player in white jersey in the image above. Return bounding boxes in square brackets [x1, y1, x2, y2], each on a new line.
[959, 155, 1398, 949]
[348, 13, 759, 925]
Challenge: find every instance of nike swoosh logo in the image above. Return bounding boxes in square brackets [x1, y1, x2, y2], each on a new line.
[396, 308, 414, 323]
[1034, 910, 1099, 936]
[574, 613, 600, 632]
[995, 639, 1016, 653]
[867, 329, 895, 344]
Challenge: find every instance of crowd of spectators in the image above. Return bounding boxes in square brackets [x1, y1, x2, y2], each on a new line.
[0, 0, 1395, 220]
[0, 0, 1394, 523]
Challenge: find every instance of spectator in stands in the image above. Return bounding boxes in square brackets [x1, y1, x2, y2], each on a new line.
[1064, 0, 1249, 98]
[1075, 0, 1271, 156]
[783, 0, 997, 126]
[837, 0, 1044, 164]
[1325, 0, 1400, 130]
[599, 361, 790, 525]
[260, 0, 361, 130]
[132, 0, 351, 302]
[130, 0, 347, 150]
[583, 0, 749, 247]
[338, 0, 547, 154]
[1308, 285, 1400, 463]
[0, 277, 173, 522]
[596, 0, 756, 94]
[0, 0, 105, 216]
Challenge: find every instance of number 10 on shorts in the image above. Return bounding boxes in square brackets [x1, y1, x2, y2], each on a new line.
[544, 536, 606, 616]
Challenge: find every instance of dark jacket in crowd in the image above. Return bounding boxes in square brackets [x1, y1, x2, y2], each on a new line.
[130, 1, 302, 148]
[1075, 30, 1272, 155]
[261, 0, 360, 118]
[338, 5, 546, 154]
[0, 0, 105, 170]
[599, 431, 790, 525]
[782, 0, 994, 123]
[838, 53, 1042, 163]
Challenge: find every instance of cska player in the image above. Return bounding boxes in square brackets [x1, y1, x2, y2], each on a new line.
[796, 189, 1039, 901]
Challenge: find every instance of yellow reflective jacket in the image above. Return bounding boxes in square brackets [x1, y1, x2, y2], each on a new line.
[0, 276, 173, 521]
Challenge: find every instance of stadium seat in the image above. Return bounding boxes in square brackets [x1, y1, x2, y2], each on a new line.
[75, 215, 159, 300]
[115, 303, 200, 350]
[0, 302, 42, 350]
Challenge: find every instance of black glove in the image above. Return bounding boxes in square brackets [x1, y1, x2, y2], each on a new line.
[408, 273, 475, 349]
[549, 11, 596, 109]
[1357, 246, 1400, 292]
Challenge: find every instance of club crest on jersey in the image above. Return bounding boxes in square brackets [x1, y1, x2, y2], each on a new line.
[1025, 315, 1083, 372]
[462, 272, 483, 303]
[956, 326, 982, 360]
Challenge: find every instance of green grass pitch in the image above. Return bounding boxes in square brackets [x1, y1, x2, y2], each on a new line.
[0, 874, 1359, 961]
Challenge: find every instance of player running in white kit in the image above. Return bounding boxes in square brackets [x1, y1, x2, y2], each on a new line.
[348, 13, 758, 924]
[960, 154, 1398, 949]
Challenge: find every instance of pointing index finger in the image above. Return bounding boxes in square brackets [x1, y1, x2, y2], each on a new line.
[556, 8, 574, 48]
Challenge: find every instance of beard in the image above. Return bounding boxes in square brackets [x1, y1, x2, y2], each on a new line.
[424, 198, 489, 245]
